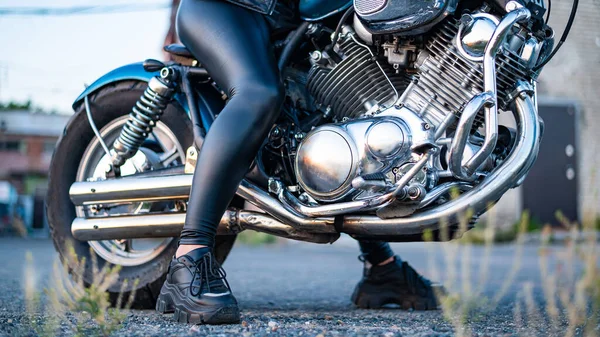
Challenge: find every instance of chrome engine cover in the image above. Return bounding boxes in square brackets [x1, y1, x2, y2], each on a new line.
[295, 106, 436, 202]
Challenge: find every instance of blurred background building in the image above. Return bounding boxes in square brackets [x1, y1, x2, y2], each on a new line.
[0, 109, 70, 232]
[489, 0, 599, 228]
[0, 0, 597, 235]
[0, 110, 69, 193]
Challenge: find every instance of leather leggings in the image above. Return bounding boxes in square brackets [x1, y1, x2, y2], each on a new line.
[176, 0, 394, 266]
[177, 0, 283, 247]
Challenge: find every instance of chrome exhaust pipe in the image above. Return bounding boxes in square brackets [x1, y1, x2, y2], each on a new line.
[71, 209, 338, 244]
[70, 176, 337, 234]
[70, 174, 193, 206]
[72, 213, 186, 240]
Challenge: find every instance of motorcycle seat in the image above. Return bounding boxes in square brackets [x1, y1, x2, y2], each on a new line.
[164, 44, 194, 59]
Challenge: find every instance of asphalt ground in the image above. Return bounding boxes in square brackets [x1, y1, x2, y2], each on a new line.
[0, 236, 595, 336]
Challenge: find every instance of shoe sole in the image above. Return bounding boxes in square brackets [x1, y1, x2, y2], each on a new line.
[351, 282, 439, 310]
[156, 284, 241, 325]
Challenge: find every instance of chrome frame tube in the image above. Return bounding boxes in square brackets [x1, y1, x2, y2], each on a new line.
[454, 8, 531, 178]
[434, 113, 457, 140]
[417, 182, 473, 209]
[448, 92, 495, 180]
[514, 95, 543, 186]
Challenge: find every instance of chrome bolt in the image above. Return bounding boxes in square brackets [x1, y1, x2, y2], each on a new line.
[310, 51, 322, 61]
[407, 186, 422, 200]
[505, 0, 523, 12]
[460, 14, 473, 25]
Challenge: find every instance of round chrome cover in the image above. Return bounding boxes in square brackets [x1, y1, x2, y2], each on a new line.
[295, 126, 358, 201]
[366, 121, 405, 158]
[456, 13, 500, 62]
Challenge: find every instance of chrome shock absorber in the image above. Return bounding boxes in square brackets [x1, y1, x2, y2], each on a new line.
[111, 75, 176, 167]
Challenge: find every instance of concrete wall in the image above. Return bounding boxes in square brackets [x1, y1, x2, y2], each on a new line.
[482, 0, 600, 227]
[536, 0, 600, 221]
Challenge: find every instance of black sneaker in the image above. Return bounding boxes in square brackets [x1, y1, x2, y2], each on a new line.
[351, 256, 443, 310]
[156, 248, 241, 324]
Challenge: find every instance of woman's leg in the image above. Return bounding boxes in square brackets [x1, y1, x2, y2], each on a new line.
[358, 240, 396, 265]
[156, 0, 282, 325]
[176, 0, 284, 251]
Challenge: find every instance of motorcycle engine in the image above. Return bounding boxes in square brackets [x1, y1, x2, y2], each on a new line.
[297, 8, 543, 203]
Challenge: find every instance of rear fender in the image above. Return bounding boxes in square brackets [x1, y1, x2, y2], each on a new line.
[73, 62, 160, 110]
[72, 62, 224, 131]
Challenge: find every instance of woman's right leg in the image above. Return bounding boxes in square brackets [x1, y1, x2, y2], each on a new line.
[156, 0, 283, 325]
[176, 0, 283, 250]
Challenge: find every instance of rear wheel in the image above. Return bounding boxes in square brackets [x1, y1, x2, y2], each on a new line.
[47, 80, 235, 308]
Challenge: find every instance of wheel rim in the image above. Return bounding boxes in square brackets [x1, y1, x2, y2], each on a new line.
[76, 115, 186, 267]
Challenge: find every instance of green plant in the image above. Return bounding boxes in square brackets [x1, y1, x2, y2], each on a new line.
[237, 230, 277, 246]
[0, 100, 32, 111]
[21, 241, 138, 337]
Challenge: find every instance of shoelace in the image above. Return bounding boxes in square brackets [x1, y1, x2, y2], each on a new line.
[189, 252, 232, 297]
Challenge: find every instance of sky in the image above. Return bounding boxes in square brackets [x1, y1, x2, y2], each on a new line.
[0, 0, 171, 114]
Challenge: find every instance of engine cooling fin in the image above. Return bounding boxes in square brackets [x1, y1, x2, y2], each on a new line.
[307, 37, 410, 122]
[405, 17, 530, 129]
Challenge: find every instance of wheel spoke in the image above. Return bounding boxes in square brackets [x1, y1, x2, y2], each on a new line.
[151, 132, 168, 152]
[80, 118, 177, 266]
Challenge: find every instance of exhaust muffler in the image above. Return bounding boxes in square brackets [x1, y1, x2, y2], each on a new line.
[70, 174, 193, 206]
[71, 209, 338, 244]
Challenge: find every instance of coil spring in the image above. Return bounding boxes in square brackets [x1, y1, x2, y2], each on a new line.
[112, 77, 175, 166]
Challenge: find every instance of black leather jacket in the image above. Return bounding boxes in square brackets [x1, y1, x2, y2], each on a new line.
[224, 0, 278, 14]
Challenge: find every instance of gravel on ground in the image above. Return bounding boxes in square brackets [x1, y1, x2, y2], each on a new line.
[0, 236, 592, 336]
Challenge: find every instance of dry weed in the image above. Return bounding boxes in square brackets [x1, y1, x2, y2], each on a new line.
[426, 204, 600, 336]
[22, 241, 138, 337]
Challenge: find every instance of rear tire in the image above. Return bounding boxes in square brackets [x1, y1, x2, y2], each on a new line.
[46, 80, 236, 309]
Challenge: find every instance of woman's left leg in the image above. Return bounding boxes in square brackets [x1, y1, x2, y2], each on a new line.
[357, 240, 395, 265]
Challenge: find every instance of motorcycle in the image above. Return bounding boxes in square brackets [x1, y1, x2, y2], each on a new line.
[47, 0, 574, 307]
